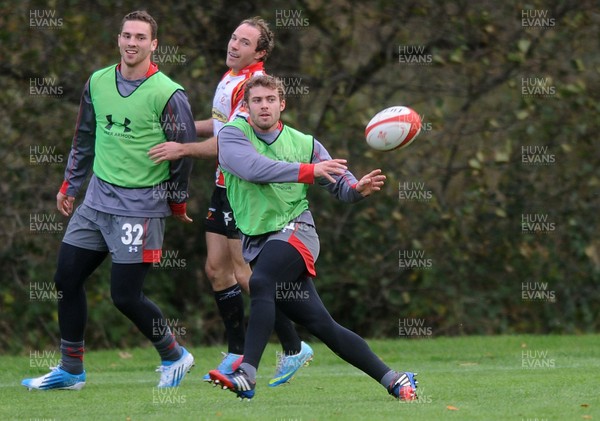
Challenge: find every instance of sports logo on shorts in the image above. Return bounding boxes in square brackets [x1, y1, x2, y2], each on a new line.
[206, 208, 216, 221]
[223, 211, 233, 226]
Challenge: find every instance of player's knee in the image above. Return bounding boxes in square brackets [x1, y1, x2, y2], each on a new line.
[233, 268, 251, 292]
[204, 258, 223, 283]
[205, 261, 236, 291]
[204, 260, 218, 283]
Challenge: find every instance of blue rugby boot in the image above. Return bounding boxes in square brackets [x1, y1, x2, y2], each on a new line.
[22, 366, 86, 391]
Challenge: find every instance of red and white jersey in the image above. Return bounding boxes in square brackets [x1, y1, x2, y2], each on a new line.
[213, 61, 265, 187]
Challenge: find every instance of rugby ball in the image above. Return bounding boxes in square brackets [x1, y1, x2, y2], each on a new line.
[365, 106, 422, 151]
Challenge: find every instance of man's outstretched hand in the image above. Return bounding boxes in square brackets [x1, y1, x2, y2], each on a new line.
[356, 169, 386, 197]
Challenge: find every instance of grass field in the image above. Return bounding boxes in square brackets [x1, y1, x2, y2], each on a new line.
[1, 335, 598, 421]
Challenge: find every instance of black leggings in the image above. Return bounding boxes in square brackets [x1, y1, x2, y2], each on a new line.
[54, 242, 168, 342]
[243, 240, 391, 382]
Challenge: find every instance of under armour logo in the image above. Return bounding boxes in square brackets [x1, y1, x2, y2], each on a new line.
[128, 246, 138, 253]
[106, 115, 132, 132]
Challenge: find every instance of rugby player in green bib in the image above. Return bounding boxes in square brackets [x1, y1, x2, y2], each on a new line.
[209, 75, 419, 401]
[22, 11, 196, 390]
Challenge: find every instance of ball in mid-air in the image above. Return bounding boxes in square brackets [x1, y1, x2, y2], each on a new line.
[365, 106, 422, 151]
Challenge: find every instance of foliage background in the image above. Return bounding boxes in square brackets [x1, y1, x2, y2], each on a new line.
[0, 0, 598, 353]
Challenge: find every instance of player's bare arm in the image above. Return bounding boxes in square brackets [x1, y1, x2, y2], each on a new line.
[148, 137, 217, 163]
[195, 118, 213, 137]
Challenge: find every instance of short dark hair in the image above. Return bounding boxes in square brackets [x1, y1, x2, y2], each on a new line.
[120, 11, 158, 40]
[239, 17, 274, 62]
[244, 75, 285, 103]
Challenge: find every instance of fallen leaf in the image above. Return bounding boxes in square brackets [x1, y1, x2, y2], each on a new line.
[119, 351, 132, 359]
[581, 404, 589, 408]
[447, 405, 459, 411]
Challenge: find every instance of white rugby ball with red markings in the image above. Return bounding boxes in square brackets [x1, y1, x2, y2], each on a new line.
[365, 106, 422, 151]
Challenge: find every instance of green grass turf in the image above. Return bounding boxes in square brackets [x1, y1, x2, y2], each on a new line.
[1, 335, 598, 420]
